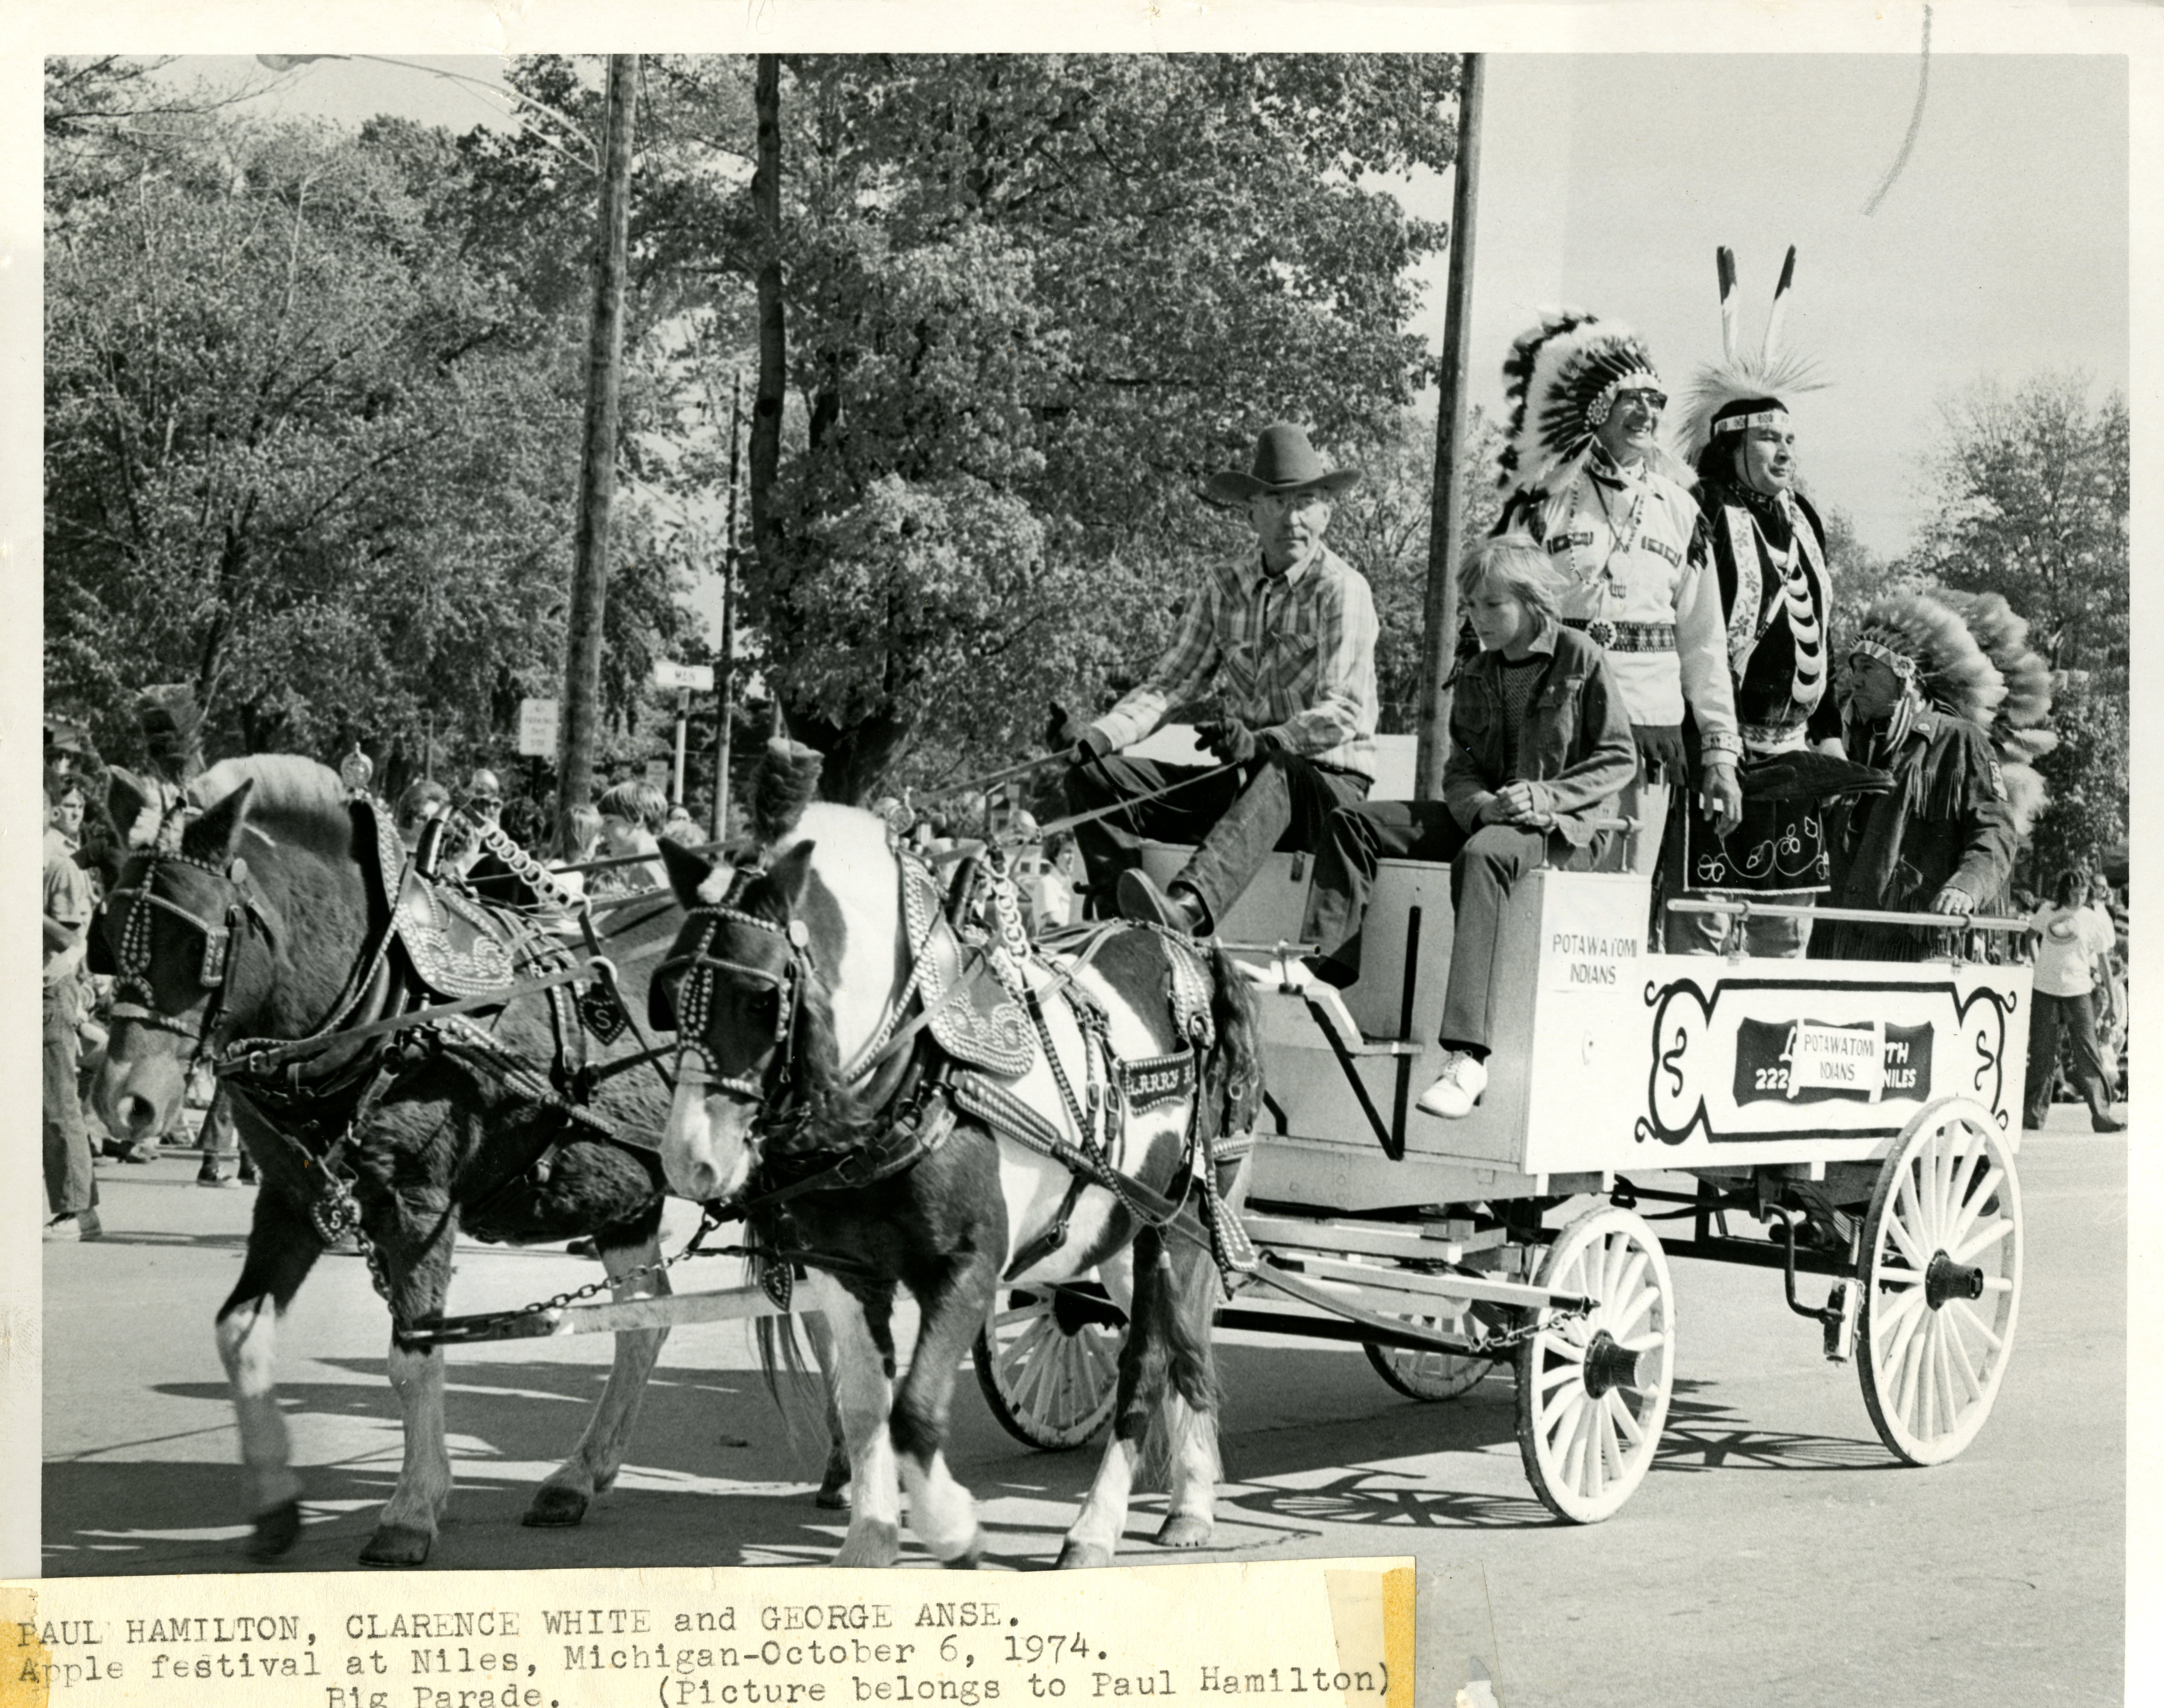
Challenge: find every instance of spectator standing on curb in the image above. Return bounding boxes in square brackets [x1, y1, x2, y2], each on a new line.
[44, 771, 103, 1239]
[2023, 868, 2124, 1132]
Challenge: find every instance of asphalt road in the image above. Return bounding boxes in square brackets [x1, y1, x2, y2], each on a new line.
[43, 1112, 2126, 1707]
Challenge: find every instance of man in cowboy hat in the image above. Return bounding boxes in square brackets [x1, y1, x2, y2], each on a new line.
[1051, 421, 1380, 934]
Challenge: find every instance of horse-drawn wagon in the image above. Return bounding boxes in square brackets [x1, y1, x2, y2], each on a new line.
[971, 835, 2028, 1524]
[88, 753, 2030, 1566]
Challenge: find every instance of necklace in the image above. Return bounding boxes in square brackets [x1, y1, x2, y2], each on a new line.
[1581, 464, 1648, 595]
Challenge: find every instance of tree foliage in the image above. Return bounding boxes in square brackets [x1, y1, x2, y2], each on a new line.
[740, 53, 1465, 797]
[43, 73, 694, 786]
[1906, 373, 2128, 684]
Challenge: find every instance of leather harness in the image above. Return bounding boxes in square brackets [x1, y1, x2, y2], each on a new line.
[667, 844, 1255, 1282]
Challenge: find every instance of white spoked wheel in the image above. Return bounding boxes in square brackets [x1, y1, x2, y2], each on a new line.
[1364, 1307, 1501, 1401]
[1857, 1098, 2023, 1466]
[972, 1285, 1124, 1450]
[1515, 1205, 1676, 1524]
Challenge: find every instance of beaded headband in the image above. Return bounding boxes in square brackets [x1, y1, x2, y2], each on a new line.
[1713, 408, 1789, 436]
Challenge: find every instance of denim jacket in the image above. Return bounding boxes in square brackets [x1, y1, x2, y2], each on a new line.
[1443, 620, 1639, 847]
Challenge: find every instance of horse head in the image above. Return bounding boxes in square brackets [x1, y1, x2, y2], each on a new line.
[91, 755, 362, 1144]
[91, 778, 263, 1142]
[654, 803, 898, 1205]
[653, 838, 818, 1203]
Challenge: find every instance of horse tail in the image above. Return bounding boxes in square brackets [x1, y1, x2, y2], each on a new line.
[1205, 942, 1265, 1140]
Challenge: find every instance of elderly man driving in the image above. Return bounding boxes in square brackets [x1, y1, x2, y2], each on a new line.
[1052, 422, 1380, 935]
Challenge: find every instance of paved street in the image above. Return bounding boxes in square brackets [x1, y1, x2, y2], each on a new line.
[43, 1113, 2125, 1707]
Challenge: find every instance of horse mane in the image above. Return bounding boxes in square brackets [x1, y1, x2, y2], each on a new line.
[188, 754, 356, 859]
[759, 800, 898, 1155]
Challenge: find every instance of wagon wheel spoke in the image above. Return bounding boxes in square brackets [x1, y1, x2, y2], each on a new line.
[1947, 1296, 2003, 1353]
[1604, 1388, 1644, 1448]
[1954, 1217, 2015, 1265]
[1946, 1164, 2005, 1252]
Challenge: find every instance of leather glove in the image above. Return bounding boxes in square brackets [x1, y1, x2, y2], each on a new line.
[1632, 725, 1688, 778]
[1044, 702, 1112, 765]
[1198, 720, 1268, 766]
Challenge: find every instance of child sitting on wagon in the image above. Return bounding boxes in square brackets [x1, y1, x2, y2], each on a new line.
[1288, 534, 1638, 1118]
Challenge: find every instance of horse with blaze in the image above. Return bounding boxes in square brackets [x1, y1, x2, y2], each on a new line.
[655, 777, 1262, 1568]
[87, 755, 772, 1566]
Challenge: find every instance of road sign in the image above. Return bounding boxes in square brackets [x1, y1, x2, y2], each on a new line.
[643, 758, 672, 792]
[516, 697, 561, 758]
[652, 660, 715, 692]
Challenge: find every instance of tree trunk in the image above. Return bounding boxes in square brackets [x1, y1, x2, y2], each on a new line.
[554, 54, 638, 857]
[1414, 53, 1483, 800]
[750, 54, 786, 570]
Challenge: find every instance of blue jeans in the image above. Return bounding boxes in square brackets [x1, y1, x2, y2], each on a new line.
[2025, 989, 2117, 1127]
[1305, 802, 1551, 1051]
[44, 986, 97, 1217]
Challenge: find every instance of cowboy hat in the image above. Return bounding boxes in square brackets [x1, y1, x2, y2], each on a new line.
[1205, 422, 1361, 506]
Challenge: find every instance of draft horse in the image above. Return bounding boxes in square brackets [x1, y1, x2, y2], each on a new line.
[93, 755, 707, 1566]
[655, 798, 1262, 1567]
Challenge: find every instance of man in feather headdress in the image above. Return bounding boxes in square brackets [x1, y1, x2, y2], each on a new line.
[1812, 593, 2023, 963]
[1670, 249, 1842, 955]
[1494, 313, 1744, 882]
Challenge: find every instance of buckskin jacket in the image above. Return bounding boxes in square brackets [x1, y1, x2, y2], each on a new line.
[1502, 450, 1741, 761]
[1443, 620, 1638, 848]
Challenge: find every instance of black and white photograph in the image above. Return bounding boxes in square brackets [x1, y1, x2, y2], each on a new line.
[13, 9, 2154, 1706]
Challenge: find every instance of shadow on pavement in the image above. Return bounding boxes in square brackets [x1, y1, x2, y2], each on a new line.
[46, 1344, 1904, 1575]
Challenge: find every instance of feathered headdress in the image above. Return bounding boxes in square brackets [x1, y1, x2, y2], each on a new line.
[1848, 589, 2057, 838]
[1674, 247, 1828, 471]
[1937, 589, 2058, 836]
[1499, 309, 1686, 507]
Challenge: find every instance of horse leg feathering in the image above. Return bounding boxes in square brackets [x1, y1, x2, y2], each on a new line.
[525, 1231, 674, 1529]
[824, 1287, 905, 1568]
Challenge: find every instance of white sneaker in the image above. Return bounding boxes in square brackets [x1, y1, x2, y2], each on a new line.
[1416, 1052, 1487, 1119]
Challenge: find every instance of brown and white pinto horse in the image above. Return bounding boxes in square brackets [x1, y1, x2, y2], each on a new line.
[656, 802, 1261, 1567]
[87, 756, 772, 1566]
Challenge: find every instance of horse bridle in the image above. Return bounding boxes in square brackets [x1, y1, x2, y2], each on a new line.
[653, 873, 813, 1107]
[97, 849, 286, 1053]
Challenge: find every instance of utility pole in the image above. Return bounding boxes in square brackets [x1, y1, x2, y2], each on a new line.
[1414, 53, 1485, 800]
[711, 370, 743, 843]
[555, 53, 639, 856]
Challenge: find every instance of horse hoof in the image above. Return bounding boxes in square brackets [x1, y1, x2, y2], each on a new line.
[831, 1521, 900, 1569]
[246, 1499, 302, 1562]
[1054, 1539, 1114, 1570]
[942, 1535, 985, 1571]
[815, 1480, 851, 1511]
[521, 1486, 591, 1529]
[359, 1524, 434, 1567]
[1154, 1513, 1214, 1549]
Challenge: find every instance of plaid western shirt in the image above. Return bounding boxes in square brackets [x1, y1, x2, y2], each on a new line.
[1089, 544, 1380, 779]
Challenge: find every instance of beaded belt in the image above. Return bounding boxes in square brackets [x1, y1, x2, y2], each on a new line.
[1563, 618, 1677, 653]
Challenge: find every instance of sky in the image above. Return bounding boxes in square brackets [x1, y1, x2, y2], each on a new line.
[156, 50, 2130, 558]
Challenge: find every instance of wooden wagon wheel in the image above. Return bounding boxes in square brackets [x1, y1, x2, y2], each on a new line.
[1364, 1305, 1503, 1401]
[1855, 1098, 2023, 1466]
[972, 1285, 1124, 1450]
[1515, 1204, 1676, 1524]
